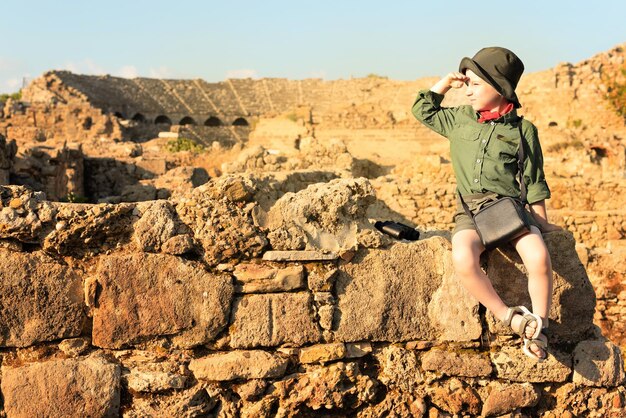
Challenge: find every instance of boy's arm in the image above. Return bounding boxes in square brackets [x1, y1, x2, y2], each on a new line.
[522, 125, 562, 232]
[411, 72, 468, 138]
[529, 200, 562, 232]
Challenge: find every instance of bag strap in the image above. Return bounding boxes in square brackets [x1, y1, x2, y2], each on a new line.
[457, 116, 528, 220]
[516, 116, 528, 206]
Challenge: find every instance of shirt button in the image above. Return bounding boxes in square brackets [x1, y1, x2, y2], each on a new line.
[490, 121, 495, 125]
[474, 178, 479, 183]
[476, 159, 481, 163]
[482, 139, 487, 143]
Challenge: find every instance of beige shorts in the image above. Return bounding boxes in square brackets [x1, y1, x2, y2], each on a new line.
[452, 191, 542, 239]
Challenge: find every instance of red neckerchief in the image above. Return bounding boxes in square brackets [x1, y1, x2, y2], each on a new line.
[477, 100, 514, 123]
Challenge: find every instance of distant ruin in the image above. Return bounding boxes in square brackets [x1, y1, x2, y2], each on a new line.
[1, 41, 625, 204]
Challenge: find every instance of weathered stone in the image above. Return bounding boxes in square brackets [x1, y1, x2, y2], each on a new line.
[333, 237, 481, 343]
[43, 201, 135, 255]
[221, 176, 254, 202]
[161, 234, 195, 255]
[490, 345, 572, 382]
[125, 368, 187, 392]
[122, 386, 217, 417]
[154, 166, 210, 190]
[121, 183, 157, 202]
[92, 252, 233, 349]
[0, 250, 85, 347]
[262, 250, 338, 261]
[276, 346, 300, 356]
[58, 337, 90, 357]
[485, 230, 596, 344]
[0, 238, 22, 251]
[306, 263, 339, 291]
[318, 305, 335, 330]
[233, 262, 305, 293]
[421, 348, 493, 377]
[233, 379, 269, 402]
[240, 398, 277, 418]
[481, 382, 540, 417]
[0, 185, 55, 243]
[405, 340, 436, 350]
[1, 354, 121, 417]
[374, 345, 424, 392]
[189, 350, 289, 381]
[313, 291, 334, 304]
[264, 177, 384, 252]
[229, 292, 322, 348]
[299, 342, 346, 364]
[174, 179, 268, 266]
[132, 200, 179, 252]
[345, 342, 373, 358]
[356, 389, 427, 418]
[428, 378, 481, 415]
[268, 361, 379, 414]
[135, 158, 167, 176]
[572, 339, 626, 387]
[84, 276, 98, 308]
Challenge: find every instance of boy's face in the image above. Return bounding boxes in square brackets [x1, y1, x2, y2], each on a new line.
[464, 69, 504, 111]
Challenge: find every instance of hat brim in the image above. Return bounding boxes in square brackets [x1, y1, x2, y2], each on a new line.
[459, 57, 522, 109]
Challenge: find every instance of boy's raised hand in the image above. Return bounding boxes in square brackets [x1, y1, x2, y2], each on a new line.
[446, 72, 470, 89]
[429, 72, 470, 95]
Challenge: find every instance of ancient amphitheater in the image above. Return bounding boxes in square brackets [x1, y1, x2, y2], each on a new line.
[0, 43, 624, 416]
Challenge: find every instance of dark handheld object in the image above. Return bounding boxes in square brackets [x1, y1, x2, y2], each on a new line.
[374, 221, 420, 241]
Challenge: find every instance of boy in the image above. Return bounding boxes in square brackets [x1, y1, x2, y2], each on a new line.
[411, 46, 562, 361]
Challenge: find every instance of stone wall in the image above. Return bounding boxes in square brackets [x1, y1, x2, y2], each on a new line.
[0, 178, 624, 417]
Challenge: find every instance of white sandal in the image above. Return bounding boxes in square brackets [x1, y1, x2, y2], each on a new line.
[522, 333, 548, 362]
[501, 305, 543, 340]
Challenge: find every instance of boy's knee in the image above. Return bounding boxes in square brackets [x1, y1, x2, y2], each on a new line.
[451, 230, 484, 274]
[451, 247, 479, 275]
[528, 250, 552, 274]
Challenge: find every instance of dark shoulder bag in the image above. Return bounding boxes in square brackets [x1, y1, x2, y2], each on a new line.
[457, 116, 532, 250]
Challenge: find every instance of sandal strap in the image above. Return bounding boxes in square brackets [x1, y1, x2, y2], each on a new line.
[502, 306, 544, 339]
[519, 306, 543, 339]
[516, 315, 533, 338]
[502, 306, 525, 328]
[525, 333, 548, 349]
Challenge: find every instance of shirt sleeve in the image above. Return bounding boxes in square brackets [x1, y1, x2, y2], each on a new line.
[411, 88, 458, 138]
[521, 123, 551, 204]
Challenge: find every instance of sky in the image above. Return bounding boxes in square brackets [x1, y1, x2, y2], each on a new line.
[1, 0, 625, 94]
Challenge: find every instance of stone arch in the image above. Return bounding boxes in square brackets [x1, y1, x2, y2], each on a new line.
[131, 113, 146, 123]
[204, 116, 223, 127]
[548, 121, 558, 127]
[155, 115, 172, 125]
[232, 117, 249, 126]
[179, 116, 196, 126]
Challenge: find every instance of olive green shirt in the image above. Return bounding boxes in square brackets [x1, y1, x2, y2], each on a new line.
[411, 88, 551, 204]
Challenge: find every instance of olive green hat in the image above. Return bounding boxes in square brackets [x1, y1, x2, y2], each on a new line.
[459, 46, 525, 108]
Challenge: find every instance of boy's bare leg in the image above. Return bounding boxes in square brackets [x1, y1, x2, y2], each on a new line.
[511, 225, 554, 357]
[451, 229, 510, 320]
[451, 229, 544, 348]
[511, 225, 553, 325]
